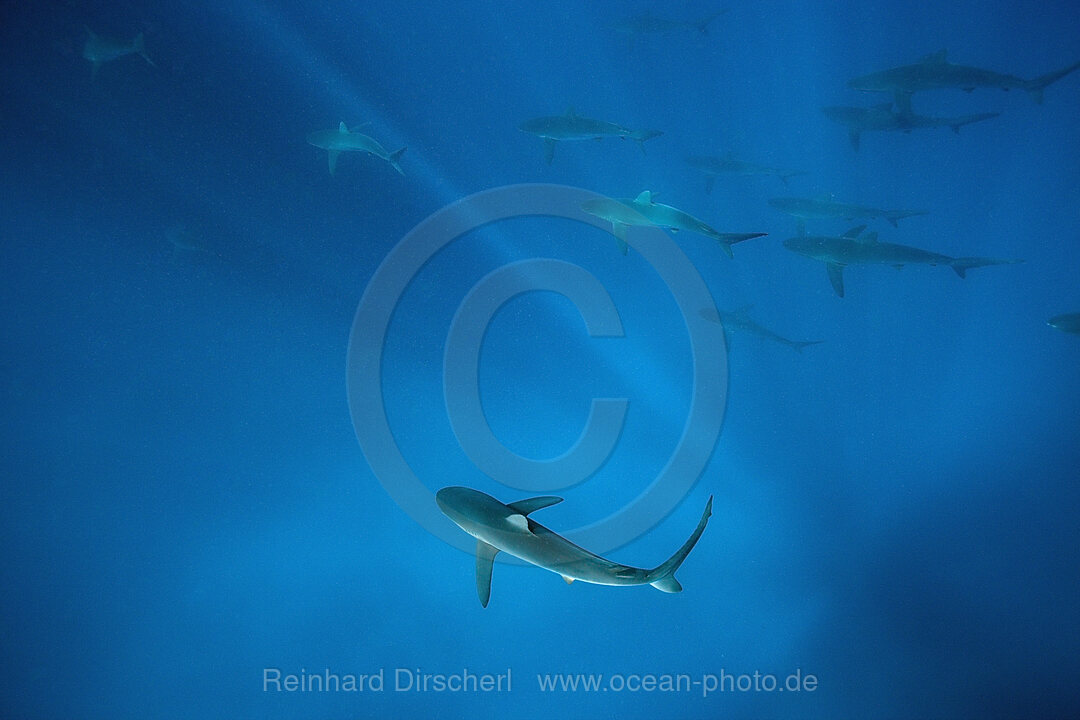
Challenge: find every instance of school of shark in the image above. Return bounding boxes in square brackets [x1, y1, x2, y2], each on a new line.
[79, 11, 1080, 608]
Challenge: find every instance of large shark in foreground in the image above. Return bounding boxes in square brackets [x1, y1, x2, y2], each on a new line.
[1048, 312, 1080, 336]
[519, 109, 662, 163]
[685, 154, 805, 192]
[770, 196, 928, 228]
[849, 50, 1080, 108]
[307, 122, 406, 175]
[783, 225, 1022, 297]
[582, 191, 766, 256]
[699, 307, 823, 353]
[82, 28, 155, 80]
[822, 104, 999, 151]
[436, 486, 713, 607]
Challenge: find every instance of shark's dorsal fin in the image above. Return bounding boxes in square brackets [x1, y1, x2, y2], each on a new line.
[841, 225, 866, 239]
[338, 121, 348, 134]
[634, 190, 655, 205]
[858, 231, 879, 244]
[919, 49, 948, 64]
[475, 540, 498, 608]
[507, 496, 563, 516]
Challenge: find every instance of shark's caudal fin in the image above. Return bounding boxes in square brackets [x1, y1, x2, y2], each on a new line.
[133, 33, 156, 68]
[388, 147, 407, 176]
[695, 10, 728, 34]
[646, 496, 713, 593]
[949, 256, 1024, 279]
[631, 129, 663, 155]
[714, 232, 767, 259]
[1026, 60, 1080, 104]
[779, 171, 806, 187]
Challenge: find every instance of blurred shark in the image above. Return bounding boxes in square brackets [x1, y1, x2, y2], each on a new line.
[822, 104, 999, 151]
[848, 50, 1080, 110]
[1048, 312, 1080, 336]
[436, 486, 713, 607]
[582, 190, 766, 256]
[769, 196, 928, 228]
[82, 28, 155, 80]
[783, 225, 1022, 297]
[611, 9, 726, 36]
[518, 108, 662, 163]
[306, 122, 406, 176]
[685, 154, 806, 192]
[699, 307, 823, 353]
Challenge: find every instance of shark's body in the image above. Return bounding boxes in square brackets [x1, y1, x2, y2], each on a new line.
[611, 10, 725, 36]
[849, 50, 1080, 108]
[685, 154, 805, 192]
[783, 225, 1021, 297]
[1048, 312, 1080, 336]
[822, 104, 999, 151]
[306, 122, 406, 175]
[582, 190, 766, 256]
[436, 486, 713, 607]
[700, 307, 822, 352]
[769, 196, 928, 228]
[82, 29, 155, 79]
[518, 109, 662, 163]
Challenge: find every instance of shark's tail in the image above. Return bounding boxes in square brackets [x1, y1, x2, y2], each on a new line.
[778, 171, 807, 187]
[695, 10, 728, 34]
[388, 147, 407, 176]
[1026, 60, 1080, 104]
[631, 129, 663, 155]
[884, 210, 929, 228]
[949, 256, 1024, 279]
[711, 232, 767, 259]
[133, 32, 156, 68]
[646, 496, 713, 593]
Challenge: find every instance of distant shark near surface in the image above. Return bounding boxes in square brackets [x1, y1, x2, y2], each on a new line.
[699, 307, 823, 353]
[582, 190, 766, 256]
[1048, 312, 1080, 336]
[770, 196, 928, 228]
[848, 50, 1080, 109]
[783, 225, 1022, 297]
[306, 122, 406, 175]
[82, 28, 155, 80]
[822, 104, 999, 151]
[610, 9, 726, 36]
[519, 108, 662, 163]
[685, 154, 806, 193]
[436, 486, 713, 607]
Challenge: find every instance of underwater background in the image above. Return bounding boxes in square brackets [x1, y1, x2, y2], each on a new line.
[2, 0, 1079, 718]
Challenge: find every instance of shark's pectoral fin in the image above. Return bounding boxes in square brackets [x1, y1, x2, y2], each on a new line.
[826, 263, 845, 298]
[475, 540, 499, 608]
[327, 149, 340, 175]
[543, 138, 556, 164]
[507, 496, 563, 516]
[612, 222, 629, 255]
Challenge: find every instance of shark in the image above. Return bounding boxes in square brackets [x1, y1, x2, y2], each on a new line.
[518, 108, 662, 163]
[582, 190, 766, 256]
[1048, 312, 1080, 336]
[783, 225, 1022, 297]
[848, 50, 1080, 109]
[82, 28, 155, 80]
[436, 486, 713, 607]
[306, 122, 406, 176]
[611, 10, 726, 36]
[699, 307, 823, 353]
[769, 196, 928, 228]
[822, 104, 999, 151]
[685, 154, 806, 193]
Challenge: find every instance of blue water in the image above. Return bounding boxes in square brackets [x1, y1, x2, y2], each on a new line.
[2, 1, 1079, 718]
